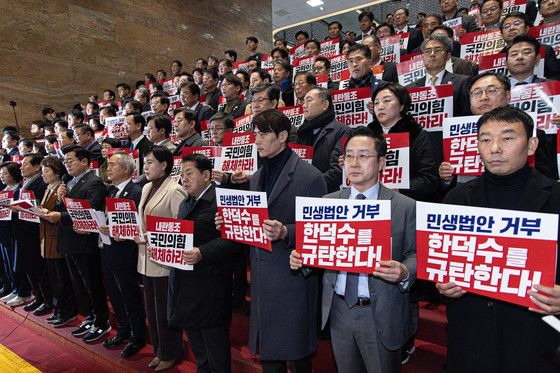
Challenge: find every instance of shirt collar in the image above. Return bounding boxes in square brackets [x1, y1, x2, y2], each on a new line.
[131, 135, 145, 148]
[195, 183, 212, 201]
[510, 75, 534, 86]
[349, 183, 380, 200]
[189, 102, 200, 111]
[115, 178, 132, 194]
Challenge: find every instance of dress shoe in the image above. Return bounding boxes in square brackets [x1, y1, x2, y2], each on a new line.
[148, 357, 161, 368]
[155, 359, 178, 372]
[33, 303, 53, 316]
[7, 295, 34, 307]
[121, 341, 145, 358]
[0, 287, 12, 298]
[52, 315, 77, 328]
[23, 298, 42, 312]
[102, 335, 129, 349]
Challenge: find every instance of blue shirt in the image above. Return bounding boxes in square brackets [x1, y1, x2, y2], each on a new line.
[334, 183, 380, 298]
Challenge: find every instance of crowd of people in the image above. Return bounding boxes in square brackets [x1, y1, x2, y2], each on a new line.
[0, 0, 559, 372]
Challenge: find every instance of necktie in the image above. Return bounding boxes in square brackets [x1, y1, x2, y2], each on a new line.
[67, 177, 78, 192]
[515, 81, 528, 86]
[110, 186, 119, 198]
[345, 193, 367, 307]
[430, 75, 438, 86]
[129, 141, 134, 151]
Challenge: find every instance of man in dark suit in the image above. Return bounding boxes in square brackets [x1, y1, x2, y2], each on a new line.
[430, 27, 479, 76]
[499, 11, 560, 80]
[362, 35, 399, 83]
[394, 7, 424, 53]
[219, 73, 248, 119]
[290, 127, 417, 372]
[440, 0, 480, 34]
[100, 151, 146, 358]
[179, 82, 215, 124]
[228, 109, 327, 372]
[1, 131, 19, 163]
[124, 112, 153, 178]
[506, 34, 548, 85]
[73, 124, 103, 165]
[355, 10, 375, 42]
[42, 145, 110, 342]
[436, 106, 560, 373]
[9, 154, 49, 309]
[408, 35, 471, 117]
[172, 108, 208, 156]
[168, 153, 238, 373]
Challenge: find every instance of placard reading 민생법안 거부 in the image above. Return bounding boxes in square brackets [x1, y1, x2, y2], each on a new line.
[215, 188, 270, 251]
[416, 201, 558, 308]
[295, 197, 392, 274]
[146, 215, 193, 271]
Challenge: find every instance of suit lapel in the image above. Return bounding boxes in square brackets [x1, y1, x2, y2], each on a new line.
[144, 178, 171, 216]
[69, 171, 92, 197]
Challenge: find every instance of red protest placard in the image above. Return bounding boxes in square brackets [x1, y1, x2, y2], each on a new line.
[399, 32, 410, 50]
[170, 156, 182, 183]
[460, 30, 506, 64]
[181, 146, 222, 172]
[400, 52, 423, 63]
[338, 70, 351, 90]
[320, 38, 340, 57]
[397, 58, 425, 86]
[105, 116, 128, 140]
[162, 80, 176, 95]
[408, 85, 454, 132]
[105, 197, 142, 240]
[503, 0, 527, 14]
[443, 115, 483, 176]
[233, 114, 253, 133]
[63, 197, 104, 232]
[528, 21, 560, 58]
[279, 106, 304, 129]
[316, 73, 329, 89]
[443, 17, 463, 41]
[0, 190, 13, 221]
[295, 197, 392, 274]
[288, 143, 314, 164]
[510, 81, 560, 134]
[293, 55, 316, 75]
[416, 201, 558, 308]
[146, 215, 193, 271]
[478, 49, 545, 77]
[18, 190, 39, 223]
[213, 132, 258, 175]
[381, 35, 401, 63]
[216, 188, 270, 251]
[557, 132, 560, 179]
[332, 87, 373, 128]
[289, 42, 306, 63]
[200, 120, 211, 143]
[328, 54, 348, 82]
[379, 133, 410, 189]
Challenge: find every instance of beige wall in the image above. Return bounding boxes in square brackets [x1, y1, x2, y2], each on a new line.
[0, 0, 272, 134]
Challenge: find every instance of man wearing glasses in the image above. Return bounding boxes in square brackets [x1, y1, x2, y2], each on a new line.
[290, 126, 416, 373]
[408, 34, 471, 117]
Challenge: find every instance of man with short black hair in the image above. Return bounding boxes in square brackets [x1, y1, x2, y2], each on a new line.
[171, 60, 183, 76]
[312, 57, 340, 90]
[394, 7, 424, 52]
[42, 145, 110, 342]
[125, 112, 152, 177]
[67, 109, 84, 128]
[146, 115, 176, 152]
[224, 50, 238, 63]
[356, 11, 376, 41]
[116, 83, 132, 107]
[219, 73, 247, 119]
[179, 82, 214, 123]
[203, 69, 221, 112]
[506, 34, 547, 85]
[346, 44, 383, 96]
[295, 30, 309, 44]
[437, 105, 560, 373]
[246, 36, 262, 60]
[103, 89, 116, 102]
[440, 0, 480, 34]
[173, 108, 208, 156]
[73, 124, 102, 164]
[293, 71, 317, 105]
[361, 35, 399, 83]
[150, 92, 170, 116]
[326, 21, 345, 41]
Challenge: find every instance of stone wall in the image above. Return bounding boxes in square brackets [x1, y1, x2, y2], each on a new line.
[0, 0, 272, 134]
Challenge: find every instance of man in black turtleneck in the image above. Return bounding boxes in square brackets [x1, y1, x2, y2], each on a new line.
[297, 87, 350, 193]
[244, 109, 327, 373]
[346, 44, 383, 97]
[436, 106, 560, 373]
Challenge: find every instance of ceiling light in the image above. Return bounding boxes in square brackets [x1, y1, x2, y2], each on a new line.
[306, 0, 324, 7]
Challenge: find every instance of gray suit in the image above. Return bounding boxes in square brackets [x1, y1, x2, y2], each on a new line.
[321, 185, 416, 372]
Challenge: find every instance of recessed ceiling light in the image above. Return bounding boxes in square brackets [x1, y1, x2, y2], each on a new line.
[306, 0, 324, 7]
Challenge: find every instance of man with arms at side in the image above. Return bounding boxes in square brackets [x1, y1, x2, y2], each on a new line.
[172, 108, 208, 156]
[100, 151, 147, 357]
[436, 106, 560, 373]
[290, 126, 416, 373]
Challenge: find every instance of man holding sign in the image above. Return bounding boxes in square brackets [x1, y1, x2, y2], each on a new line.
[436, 106, 560, 372]
[291, 127, 416, 373]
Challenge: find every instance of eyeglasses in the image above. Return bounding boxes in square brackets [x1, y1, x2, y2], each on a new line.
[344, 153, 378, 163]
[469, 85, 502, 98]
[423, 48, 447, 55]
[481, 6, 500, 14]
[502, 20, 524, 30]
[251, 97, 270, 105]
[209, 126, 225, 132]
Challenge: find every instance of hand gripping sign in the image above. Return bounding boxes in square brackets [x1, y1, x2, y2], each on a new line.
[416, 201, 558, 308]
[295, 197, 391, 274]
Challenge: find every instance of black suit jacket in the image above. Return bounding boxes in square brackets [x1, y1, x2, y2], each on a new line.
[408, 70, 472, 117]
[57, 171, 107, 255]
[101, 181, 142, 271]
[132, 136, 153, 176]
[1, 148, 19, 164]
[86, 141, 103, 166]
[380, 61, 398, 83]
[194, 102, 215, 123]
[405, 27, 424, 53]
[167, 184, 237, 329]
